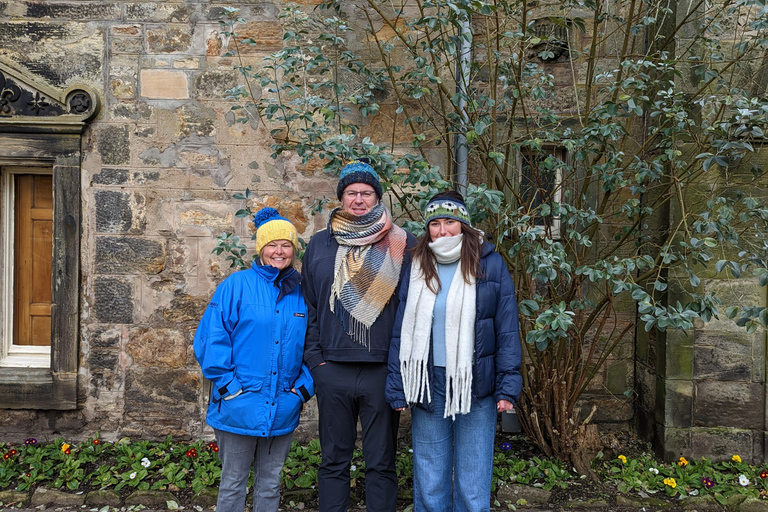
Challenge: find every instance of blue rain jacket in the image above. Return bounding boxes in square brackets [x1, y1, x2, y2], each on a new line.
[194, 262, 314, 437]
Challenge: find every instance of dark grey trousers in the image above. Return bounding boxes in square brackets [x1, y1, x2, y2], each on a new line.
[313, 361, 399, 512]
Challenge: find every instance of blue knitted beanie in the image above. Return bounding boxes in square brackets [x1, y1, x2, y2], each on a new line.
[336, 160, 383, 200]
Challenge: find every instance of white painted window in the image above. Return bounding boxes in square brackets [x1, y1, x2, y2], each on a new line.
[0, 165, 53, 368]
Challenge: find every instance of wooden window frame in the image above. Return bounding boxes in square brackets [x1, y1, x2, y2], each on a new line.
[0, 147, 81, 410]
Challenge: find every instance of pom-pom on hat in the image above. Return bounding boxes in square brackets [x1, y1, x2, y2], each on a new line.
[253, 207, 300, 255]
[423, 194, 472, 227]
[336, 159, 383, 200]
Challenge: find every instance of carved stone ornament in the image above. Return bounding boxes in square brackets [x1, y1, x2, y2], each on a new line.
[0, 58, 99, 132]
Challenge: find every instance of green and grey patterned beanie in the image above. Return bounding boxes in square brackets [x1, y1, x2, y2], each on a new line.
[423, 196, 472, 227]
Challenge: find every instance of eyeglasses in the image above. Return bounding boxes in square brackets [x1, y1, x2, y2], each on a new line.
[343, 190, 377, 200]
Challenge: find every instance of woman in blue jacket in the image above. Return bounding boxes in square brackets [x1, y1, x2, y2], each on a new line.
[386, 191, 522, 512]
[194, 208, 314, 512]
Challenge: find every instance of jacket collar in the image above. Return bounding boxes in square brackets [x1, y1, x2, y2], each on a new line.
[252, 261, 301, 302]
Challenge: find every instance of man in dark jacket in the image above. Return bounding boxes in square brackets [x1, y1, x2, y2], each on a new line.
[302, 160, 417, 512]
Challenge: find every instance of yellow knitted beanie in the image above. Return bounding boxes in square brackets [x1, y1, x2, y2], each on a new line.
[254, 208, 300, 255]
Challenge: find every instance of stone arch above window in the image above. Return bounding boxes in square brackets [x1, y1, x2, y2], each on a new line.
[0, 57, 99, 410]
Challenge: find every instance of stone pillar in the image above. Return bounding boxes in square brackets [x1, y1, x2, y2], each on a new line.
[650, 149, 768, 462]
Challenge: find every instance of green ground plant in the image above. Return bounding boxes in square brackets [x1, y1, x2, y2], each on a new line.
[3, 436, 768, 506]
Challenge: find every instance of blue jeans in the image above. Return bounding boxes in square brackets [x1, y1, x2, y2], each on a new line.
[215, 429, 293, 512]
[411, 367, 496, 512]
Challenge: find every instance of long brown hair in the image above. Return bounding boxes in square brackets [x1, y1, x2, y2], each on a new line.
[412, 192, 484, 294]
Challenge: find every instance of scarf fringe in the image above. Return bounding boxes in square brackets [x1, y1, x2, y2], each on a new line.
[401, 359, 431, 405]
[332, 298, 372, 349]
[444, 368, 473, 419]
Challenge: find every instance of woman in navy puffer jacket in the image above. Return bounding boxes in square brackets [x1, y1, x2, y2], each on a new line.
[194, 208, 314, 512]
[386, 191, 522, 512]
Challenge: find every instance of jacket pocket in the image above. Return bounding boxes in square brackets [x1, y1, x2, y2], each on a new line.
[217, 385, 267, 433]
[272, 389, 303, 433]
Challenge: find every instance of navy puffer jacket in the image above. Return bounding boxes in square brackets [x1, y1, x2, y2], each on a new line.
[385, 241, 522, 411]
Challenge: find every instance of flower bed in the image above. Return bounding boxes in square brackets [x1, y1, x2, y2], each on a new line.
[2, 433, 768, 509]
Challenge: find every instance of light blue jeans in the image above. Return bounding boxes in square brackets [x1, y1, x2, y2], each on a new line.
[411, 367, 496, 512]
[214, 428, 293, 512]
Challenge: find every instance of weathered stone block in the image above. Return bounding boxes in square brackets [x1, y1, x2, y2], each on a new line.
[112, 24, 142, 36]
[177, 205, 234, 236]
[0, 490, 28, 507]
[694, 278, 766, 333]
[124, 368, 200, 413]
[665, 328, 694, 380]
[140, 69, 189, 99]
[616, 495, 673, 508]
[85, 490, 121, 507]
[694, 331, 752, 381]
[95, 190, 133, 233]
[606, 361, 632, 394]
[191, 487, 218, 508]
[690, 427, 753, 462]
[109, 76, 136, 100]
[97, 125, 130, 165]
[579, 396, 633, 423]
[26, 3, 120, 19]
[680, 494, 725, 511]
[92, 168, 129, 185]
[95, 236, 165, 274]
[125, 490, 179, 507]
[89, 348, 119, 372]
[177, 103, 217, 139]
[166, 238, 196, 275]
[664, 379, 693, 428]
[254, 197, 310, 234]
[235, 22, 284, 53]
[112, 37, 143, 55]
[738, 497, 768, 512]
[93, 277, 133, 324]
[496, 483, 552, 504]
[194, 69, 240, 99]
[659, 426, 692, 461]
[147, 26, 193, 53]
[693, 381, 764, 428]
[125, 3, 194, 22]
[127, 327, 189, 369]
[31, 487, 85, 507]
[88, 327, 121, 348]
[151, 293, 209, 324]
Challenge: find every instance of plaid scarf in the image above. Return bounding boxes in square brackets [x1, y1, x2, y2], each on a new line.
[329, 202, 408, 348]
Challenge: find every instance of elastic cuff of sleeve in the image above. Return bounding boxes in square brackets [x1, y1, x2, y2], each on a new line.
[297, 385, 311, 402]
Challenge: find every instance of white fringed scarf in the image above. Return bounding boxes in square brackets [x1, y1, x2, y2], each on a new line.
[399, 234, 476, 418]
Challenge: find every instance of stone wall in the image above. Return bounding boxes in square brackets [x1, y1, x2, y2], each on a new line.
[0, 1, 330, 443]
[0, 0, 675, 446]
[644, 150, 768, 463]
